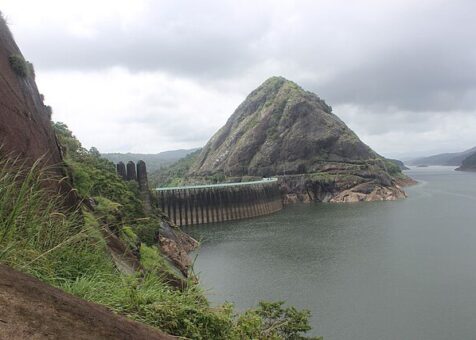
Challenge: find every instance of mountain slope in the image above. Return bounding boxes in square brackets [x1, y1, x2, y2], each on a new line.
[456, 152, 476, 172]
[408, 146, 476, 166]
[190, 77, 378, 177]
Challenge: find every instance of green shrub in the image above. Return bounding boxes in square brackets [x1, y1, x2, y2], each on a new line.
[8, 54, 33, 77]
[384, 159, 402, 176]
[53, 122, 143, 218]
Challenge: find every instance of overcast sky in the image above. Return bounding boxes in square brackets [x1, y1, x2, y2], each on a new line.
[2, 0, 476, 159]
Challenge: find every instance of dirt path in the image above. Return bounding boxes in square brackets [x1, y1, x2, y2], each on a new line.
[0, 264, 176, 340]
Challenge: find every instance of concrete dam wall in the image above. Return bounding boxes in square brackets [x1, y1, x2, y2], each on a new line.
[155, 180, 283, 226]
[116, 161, 283, 226]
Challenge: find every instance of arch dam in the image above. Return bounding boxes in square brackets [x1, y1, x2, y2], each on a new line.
[154, 179, 283, 226]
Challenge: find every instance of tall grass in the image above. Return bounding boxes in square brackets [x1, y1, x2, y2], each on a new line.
[0, 153, 318, 339]
[0, 155, 235, 338]
[0, 155, 110, 282]
[0, 157, 68, 259]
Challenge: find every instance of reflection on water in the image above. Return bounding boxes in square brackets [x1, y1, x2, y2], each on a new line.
[184, 167, 476, 340]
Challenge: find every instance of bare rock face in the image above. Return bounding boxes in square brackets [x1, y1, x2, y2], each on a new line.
[0, 16, 62, 169]
[280, 172, 408, 204]
[157, 220, 198, 276]
[330, 185, 406, 203]
[0, 15, 77, 205]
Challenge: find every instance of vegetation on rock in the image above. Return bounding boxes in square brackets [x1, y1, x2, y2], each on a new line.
[0, 123, 319, 339]
[8, 54, 34, 78]
[189, 76, 379, 178]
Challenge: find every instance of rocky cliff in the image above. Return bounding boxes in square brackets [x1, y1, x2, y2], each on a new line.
[0, 14, 63, 172]
[189, 77, 413, 202]
[0, 12, 196, 276]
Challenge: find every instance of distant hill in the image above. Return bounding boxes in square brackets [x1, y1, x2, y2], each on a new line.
[150, 149, 202, 187]
[456, 152, 476, 172]
[408, 146, 476, 166]
[102, 148, 200, 172]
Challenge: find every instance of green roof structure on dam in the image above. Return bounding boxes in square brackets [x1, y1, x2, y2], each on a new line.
[154, 177, 278, 191]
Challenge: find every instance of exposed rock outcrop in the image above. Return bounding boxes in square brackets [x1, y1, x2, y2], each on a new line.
[279, 163, 408, 204]
[157, 220, 197, 276]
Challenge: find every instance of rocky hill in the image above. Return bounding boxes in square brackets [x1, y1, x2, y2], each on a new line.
[189, 76, 413, 202]
[456, 152, 476, 172]
[191, 77, 378, 177]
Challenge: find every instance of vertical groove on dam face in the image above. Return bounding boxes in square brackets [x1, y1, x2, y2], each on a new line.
[155, 180, 283, 226]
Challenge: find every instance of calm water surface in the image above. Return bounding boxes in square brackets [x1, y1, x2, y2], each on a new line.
[184, 167, 476, 339]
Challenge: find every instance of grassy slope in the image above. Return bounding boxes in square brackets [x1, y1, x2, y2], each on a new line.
[0, 122, 319, 339]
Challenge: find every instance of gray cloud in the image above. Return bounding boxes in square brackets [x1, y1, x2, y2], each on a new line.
[12, 0, 476, 111]
[3, 0, 476, 157]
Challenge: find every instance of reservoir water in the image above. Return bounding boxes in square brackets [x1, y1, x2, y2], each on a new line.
[184, 167, 476, 339]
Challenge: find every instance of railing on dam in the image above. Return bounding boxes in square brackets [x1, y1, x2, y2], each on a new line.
[154, 179, 283, 226]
